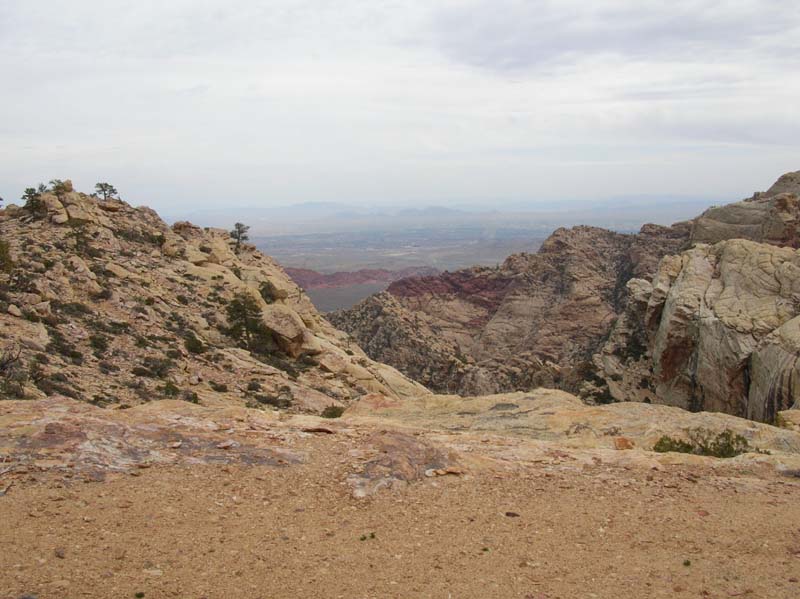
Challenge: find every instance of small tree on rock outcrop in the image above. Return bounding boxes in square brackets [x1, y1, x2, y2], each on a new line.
[230, 222, 250, 254]
[225, 293, 274, 354]
[95, 182, 118, 200]
[21, 187, 45, 219]
[49, 179, 70, 199]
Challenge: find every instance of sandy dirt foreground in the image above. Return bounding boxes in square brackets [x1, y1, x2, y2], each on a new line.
[2, 394, 800, 598]
[2, 432, 800, 599]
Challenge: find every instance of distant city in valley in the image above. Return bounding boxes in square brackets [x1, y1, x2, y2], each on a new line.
[154, 194, 723, 312]
[213, 195, 718, 311]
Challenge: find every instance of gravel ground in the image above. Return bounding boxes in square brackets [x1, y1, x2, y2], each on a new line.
[2, 436, 799, 599]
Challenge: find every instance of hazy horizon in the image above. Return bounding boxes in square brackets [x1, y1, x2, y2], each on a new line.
[2, 1, 799, 214]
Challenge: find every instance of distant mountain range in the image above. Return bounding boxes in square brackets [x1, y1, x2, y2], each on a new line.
[284, 266, 440, 290]
[162, 196, 719, 237]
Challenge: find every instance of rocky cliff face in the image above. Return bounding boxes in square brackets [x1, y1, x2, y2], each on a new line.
[333, 171, 800, 421]
[331, 222, 690, 395]
[596, 171, 800, 421]
[0, 184, 426, 412]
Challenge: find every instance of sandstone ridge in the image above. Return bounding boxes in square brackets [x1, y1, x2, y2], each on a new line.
[0, 184, 426, 412]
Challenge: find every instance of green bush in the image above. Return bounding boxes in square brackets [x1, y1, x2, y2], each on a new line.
[93, 287, 113, 300]
[653, 428, 762, 458]
[98, 361, 119, 374]
[259, 281, 280, 304]
[93, 320, 130, 334]
[0, 345, 27, 398]
[94, 182, 118, 200]
[321, 405, 345, 419]
[32, 353, 49, 365]
[36, 373, 80, 399]
[49, 179, 69, 198]
[90, 395, 112, 407]
[21, 187, 46, 218]
[184, 333, 206, 354]
[89, 333, 109, 356]
[253, 393, 291, 409]
[162, 381, 180, 397]
[70, 225, 102, 258]
[116, 228, 165, 246]
[225, 293, 275, 354]
[230, 222, 250, 253]
[51, 300, 93, 317]
[652, 436, 695, 454]
[0, 238, 13, 273]
[46, 327, 84, 365]
[255, 352, 300, 379]
[132, 356, 175, 379]
[23, 310, 40, 322]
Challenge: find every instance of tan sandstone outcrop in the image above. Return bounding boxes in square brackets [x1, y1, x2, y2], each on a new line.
[595, 172, 800, 422]
[691, 191, 800, 247]
[0, 186, 427, 412]
[345, 387, 800, 459]
[596, 240, 800, 421]
[2, 388, 799, 495]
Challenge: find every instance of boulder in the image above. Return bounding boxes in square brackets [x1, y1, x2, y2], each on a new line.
[0, 182, 429, 415]
[261, 304, 308, 357]
[184, 247, 209, 265]
[104, 262, 135, 279]
[41, 195, 69, 224]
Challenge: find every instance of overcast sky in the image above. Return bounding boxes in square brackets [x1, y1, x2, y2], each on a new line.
[1, 0, 799, 213]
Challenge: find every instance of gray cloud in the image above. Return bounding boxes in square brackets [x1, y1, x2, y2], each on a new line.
[0, 0, 798, 213]
[427, 0, 800, 71]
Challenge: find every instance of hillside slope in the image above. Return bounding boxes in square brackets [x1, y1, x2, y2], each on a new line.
[0, 182, 426, 412]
